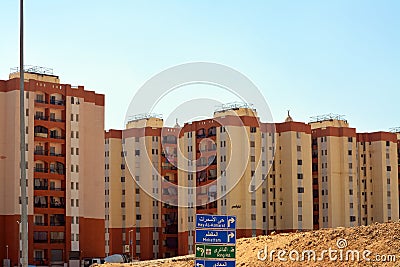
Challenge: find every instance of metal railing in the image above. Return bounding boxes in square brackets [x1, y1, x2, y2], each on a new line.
[49, 99, 65, 106]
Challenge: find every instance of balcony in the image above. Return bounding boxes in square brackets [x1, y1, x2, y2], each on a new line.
[34, 185, 48, 190]
[34, 167, 48, 173]
[50, 221, 65, 226]
[34, 133, 48, 138]
[50, 238, 65, 244]
[49, 134, 65, 140]
[49, 152, 65, 157]
[34, 149, 48, 156]
[35, 99, 47, 104]
[49, 99, 65, 106]
[49, 118, 65, 123]
[50, 203, 65, 209]
[33, 239, 48, 243]
[34, 115, 48, 121]
[34, 222, 47, 226]
[50, 168, 65, 175]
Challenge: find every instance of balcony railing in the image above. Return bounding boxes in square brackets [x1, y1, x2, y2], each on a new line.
[33, 239, 48, 243]
[50, 203, 65, 209]
[49, 187, 64, 191]
[34, 185, 48, 190]
[34, 203, 48, 208]
[34, 222, 47, 226]
[49, 152, 64, 157]
[34, 133, 48, 138]
[49, 168, 65, 175]
[34, 150, 48, 156]
[34, 167, 48, 173]
[50, 222, 65, 226]
[35, 99, 47, 104]
[49, 118, 65, 123]
[49, 135, 65, 140]
[34, 115, 48, 121]
[49, 99, 65, 106]
[50, 238, 65, 243]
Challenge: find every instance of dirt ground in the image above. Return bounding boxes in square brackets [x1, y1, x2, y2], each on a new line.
[99, 221, 400, 267]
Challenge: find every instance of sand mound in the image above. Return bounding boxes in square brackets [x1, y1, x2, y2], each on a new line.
[99, 221, 400, 267]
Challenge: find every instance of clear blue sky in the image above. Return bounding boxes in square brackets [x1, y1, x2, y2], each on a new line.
[1, 1, 399, 132]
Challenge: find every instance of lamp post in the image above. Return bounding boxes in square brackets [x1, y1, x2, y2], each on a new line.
[128, 230, 133, 261]
[19, 0, 29, 267]
[17, 221, 20, 267]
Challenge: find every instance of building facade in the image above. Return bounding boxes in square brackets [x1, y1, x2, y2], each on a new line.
[104, 116, 179, 260]
[105, 104, 399, 260]
[0, 68, 105, 266]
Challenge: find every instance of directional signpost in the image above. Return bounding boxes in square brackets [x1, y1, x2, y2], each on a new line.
[195, 214, 237, 267]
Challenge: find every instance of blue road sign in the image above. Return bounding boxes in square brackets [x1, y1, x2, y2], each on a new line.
[196, 214, 236, 229]
[195, 259, 236, 267]
[195, 229, 236, 244]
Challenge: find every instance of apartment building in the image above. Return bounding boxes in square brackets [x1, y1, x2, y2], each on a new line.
[177, 105, 314, 255]
[264, 116, 313, 233]
[104, 116, 179, 260]
[310, 115, 399, 229]
[357, 132, 399, 225]
[0, 67, 105, 265]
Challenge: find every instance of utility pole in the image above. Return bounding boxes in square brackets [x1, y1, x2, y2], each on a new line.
[19, 0, 28, 266]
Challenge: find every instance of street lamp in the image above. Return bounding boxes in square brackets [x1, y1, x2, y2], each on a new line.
[17, 221, 20, 267]
[128, 230, 133, 262]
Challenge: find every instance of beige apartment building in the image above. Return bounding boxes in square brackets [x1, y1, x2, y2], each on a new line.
[105, 106, 399, 259]
[0, 67, 105, 265]
[310, 115, 399, 229]
[105, 116, 179, 260]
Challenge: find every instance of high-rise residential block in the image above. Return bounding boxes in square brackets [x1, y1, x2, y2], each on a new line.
[0, 67, 105, 265]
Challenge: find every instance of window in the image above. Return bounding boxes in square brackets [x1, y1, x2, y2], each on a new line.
[136, 215, 142, 220]
[250, 141, 255, 147]
[135, 150, 140, 156]
[71, 182, 74, 189]
[121, 177, 125, 182]
[349, 189, 353, 195]
[348, 150, 352, 155]
[76, 114, 79, 122]
[76, 131, 79, 138]
[71, 114, 74, 121]
[349, 176, 353, 182]
[297, 173, 303, 179]
[297, 187, 304, 193]
[250, 156, 255, 162]
[76, 200, 79, 207]
[250, 127, 257, 133]
[251, 214, 256, 220]
[71, 97, 74, 104]
[298, 215, 302, 221]
[297, 160, 302, 165]
[297, 146, 301, 152]
[71, 199, 74, 207]
[76, 183, 79, 190]
[387, 166, 391, 171]
[75, 165, 79, 173]
[76, 148, 79, 155]
[350, 216, 356, 222]
[121, 202, 125, 208]
[349, 163, 352, 169]
[298, 201, 302, 207]
[348, 137, 353, 142]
